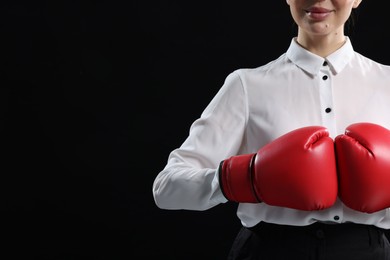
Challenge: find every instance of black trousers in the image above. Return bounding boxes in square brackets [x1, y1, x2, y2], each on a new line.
[228, 222, 390, 260]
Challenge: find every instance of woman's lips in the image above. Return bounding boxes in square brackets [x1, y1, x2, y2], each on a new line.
[305, 7, 332, 20]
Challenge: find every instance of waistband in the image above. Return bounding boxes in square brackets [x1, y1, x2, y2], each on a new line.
[248, 221, 385, 245]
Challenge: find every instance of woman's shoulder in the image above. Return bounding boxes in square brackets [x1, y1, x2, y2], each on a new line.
[231, 53, 289, 77]
[354, 51, 390, 70]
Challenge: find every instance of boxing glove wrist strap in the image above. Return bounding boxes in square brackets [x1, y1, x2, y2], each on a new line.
[218, 153, 260, 203]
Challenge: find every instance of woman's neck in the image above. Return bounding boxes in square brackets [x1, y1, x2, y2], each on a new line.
[296, 31, 347, 58]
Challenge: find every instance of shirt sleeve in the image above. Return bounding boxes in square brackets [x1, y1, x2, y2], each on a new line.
[152, 70, 248, 210]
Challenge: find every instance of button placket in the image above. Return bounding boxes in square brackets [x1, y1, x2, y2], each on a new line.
[320, 70, 332, 114]
[318, 67, 336, 136]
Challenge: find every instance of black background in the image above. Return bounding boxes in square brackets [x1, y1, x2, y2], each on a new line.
[1, 1, 389, 259]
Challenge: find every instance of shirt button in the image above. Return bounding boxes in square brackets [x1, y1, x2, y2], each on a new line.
[322, 75, 328, 80]
[334, 215, 340, 221]
[325, 108, 332, 113]
[323, 61, 328, 66]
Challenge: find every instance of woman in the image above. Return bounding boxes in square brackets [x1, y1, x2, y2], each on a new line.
[152, 0, 390, 259]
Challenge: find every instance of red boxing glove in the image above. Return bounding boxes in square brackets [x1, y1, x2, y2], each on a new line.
[335, 122, 390, 213]
[219, 126, 338, 211]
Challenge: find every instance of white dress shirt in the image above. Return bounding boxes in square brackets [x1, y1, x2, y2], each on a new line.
[152, 37, 390, 229]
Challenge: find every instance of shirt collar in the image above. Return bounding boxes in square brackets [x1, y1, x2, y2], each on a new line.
[286, 37, 355, 76]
